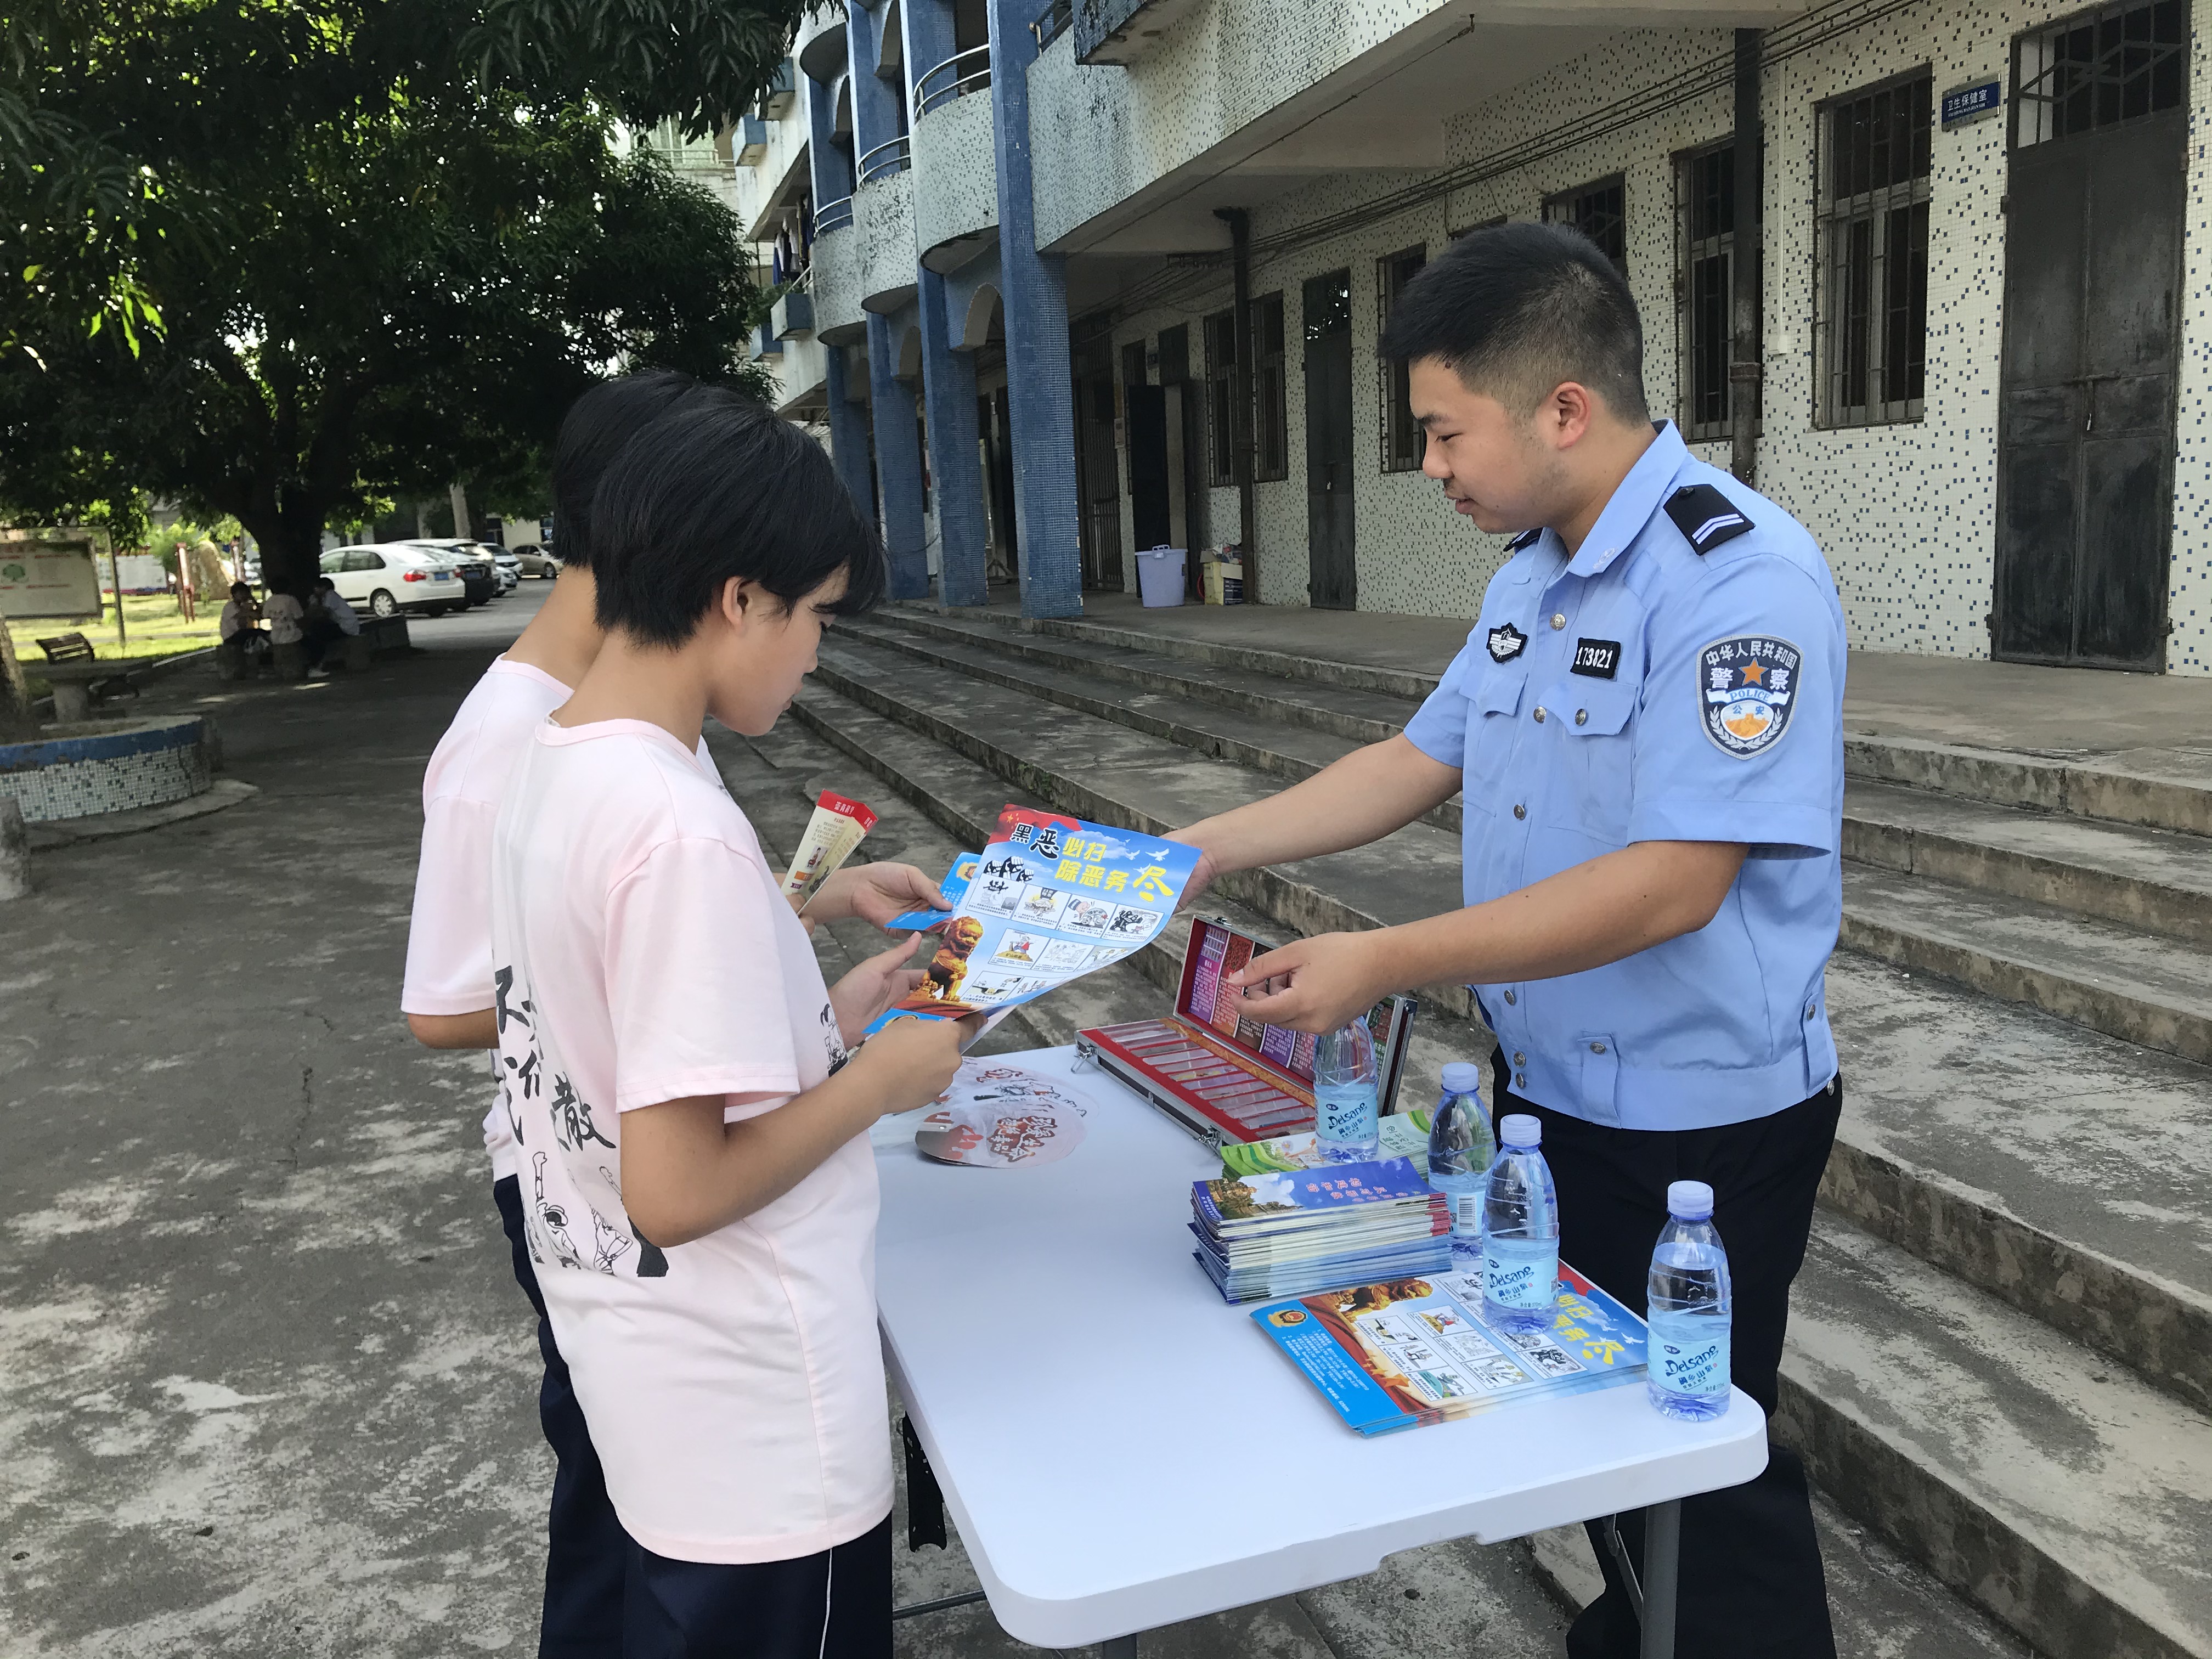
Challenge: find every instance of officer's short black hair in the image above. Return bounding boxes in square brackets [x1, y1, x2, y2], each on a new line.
[1380, 222, 1649, 424]
[590, 390, 885, 646]
[550, 369, 705, 572]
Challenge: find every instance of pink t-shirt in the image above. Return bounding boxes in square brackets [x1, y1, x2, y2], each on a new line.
[489, 717, 890, 1564]
[400, 658, 720, 1183]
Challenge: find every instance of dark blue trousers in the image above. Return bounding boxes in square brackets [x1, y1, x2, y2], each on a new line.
[493, 1175, 632, 1659]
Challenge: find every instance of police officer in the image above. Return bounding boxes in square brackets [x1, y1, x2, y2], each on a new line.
[1175, 221, 1842, 1659]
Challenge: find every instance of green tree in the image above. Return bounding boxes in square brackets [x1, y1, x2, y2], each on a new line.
[1, 0, 803, 595]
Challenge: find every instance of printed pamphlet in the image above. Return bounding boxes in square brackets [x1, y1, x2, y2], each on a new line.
[781, 791, 878, 907]
[884, 851, 980, 933]
[869, 807, 1200, 1027]
[912, 1059, 1091, 1168]
[1252, 1264, 1648, 1436]
[1220, 1110, 1433, 1178]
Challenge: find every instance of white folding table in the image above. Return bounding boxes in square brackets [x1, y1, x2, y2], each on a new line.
[873, 1046, 1767, 1657]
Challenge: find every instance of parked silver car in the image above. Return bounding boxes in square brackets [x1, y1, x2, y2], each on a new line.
[510, 544, 562, 579]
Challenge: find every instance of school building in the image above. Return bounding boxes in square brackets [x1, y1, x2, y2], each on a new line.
[724, 0, 2205, 674]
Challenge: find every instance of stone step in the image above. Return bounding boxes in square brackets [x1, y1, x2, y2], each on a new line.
[1841, 862, 2212, 1067]
[1846, 778, 2212, 946]
[887, 603, 2212, 840]
[1780, 1207, 2212, 1659]
[803, 635, 1483, 1021]
[789, 672, 2211, 1413]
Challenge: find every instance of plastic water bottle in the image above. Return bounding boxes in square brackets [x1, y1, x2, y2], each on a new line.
[1647, 1180, 1733, 1420]
[1481, 1113, 1559, 1333]
[1312, 1017, 1379, 1163]
[1427, 1062, 1494, 1268]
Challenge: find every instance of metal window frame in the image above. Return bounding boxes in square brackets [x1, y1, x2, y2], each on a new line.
[1375, 244, 1428, 473]
[1203, 309, 1238, 489]
[1672, 137, 1753, 443]
[1251, 291, 1289, 483]
[1543, 173, 1628, 273]
[2012, 0, 2187, 148]
[1812, 67, 1933, 430]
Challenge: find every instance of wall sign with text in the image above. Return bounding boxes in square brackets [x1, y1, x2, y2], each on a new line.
[1942, 80, 2002, 128]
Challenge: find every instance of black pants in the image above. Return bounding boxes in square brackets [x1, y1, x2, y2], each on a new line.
[493, 1176, 633, 1659]
[622, 1514, 893, 1659]
[1489, 1054, 1842, 1659]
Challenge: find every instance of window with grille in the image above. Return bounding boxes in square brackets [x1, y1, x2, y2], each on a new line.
[1252, 292, 1288, 482]
[1815, 72, 1930, 428]
[1674, 140, 1759, 442]
[1376, 245, 1427, 472]
[1448, 216, 1507, 241]
[2015, 0, 2184, 144]
[1204, 309, 1237, 488]
[1543, 177, 1627, 273]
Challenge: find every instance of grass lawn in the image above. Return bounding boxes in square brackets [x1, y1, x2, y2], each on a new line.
[7, 595, 224, 694]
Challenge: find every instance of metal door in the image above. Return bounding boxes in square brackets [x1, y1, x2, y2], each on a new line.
[1995, 0, 2187, 669]
[1126, 384, 1171, 552]
[1071, 341, 1123, 591]
[1303, 270, 1357, 610]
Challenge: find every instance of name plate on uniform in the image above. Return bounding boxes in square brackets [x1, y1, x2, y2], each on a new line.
[1941, 79, 2002, 128]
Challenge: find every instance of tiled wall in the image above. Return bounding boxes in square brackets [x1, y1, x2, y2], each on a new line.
[0, 719, 212, 823]
[1077, 0, 2212, 673]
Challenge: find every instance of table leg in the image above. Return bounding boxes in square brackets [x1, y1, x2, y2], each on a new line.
[1099, 1638, 1141, 1658]
[1638, 1498, 1681, 1659]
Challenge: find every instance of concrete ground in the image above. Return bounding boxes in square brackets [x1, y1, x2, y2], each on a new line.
[2, 584, 2163, 1656]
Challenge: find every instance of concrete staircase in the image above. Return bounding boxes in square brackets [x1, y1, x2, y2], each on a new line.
[770, 601, 2212, 1659]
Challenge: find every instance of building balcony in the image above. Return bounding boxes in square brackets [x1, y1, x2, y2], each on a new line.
[753, 321, 783, 358]
[912, 47, 998, 268]
[757, 58, 797, 120]
[736, 115, 769, 166]
[1072, 0, 1202, 65]
[856, 162, 917, 314]
[772, 286, 816, 340]
[811, 223, 867, 343]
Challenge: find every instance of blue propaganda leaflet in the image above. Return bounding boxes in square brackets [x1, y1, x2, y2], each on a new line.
[868, 807, 1200, 1029]
[1252, 1265, 1649, 1435]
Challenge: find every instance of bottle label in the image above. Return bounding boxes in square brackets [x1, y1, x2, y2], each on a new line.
[1453, 1193, 1481, 1237]
[1315, 1082, 1378, 1146]
[1483, 1244, 1558, 1310]
[1652, 1330, 1731, 1397]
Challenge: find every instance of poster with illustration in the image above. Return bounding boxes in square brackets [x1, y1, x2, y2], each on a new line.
[868, 807, 1200, 1029]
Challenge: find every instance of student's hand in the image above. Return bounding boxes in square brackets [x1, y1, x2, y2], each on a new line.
[851, 1012, 977, 1115]
[812, 862, 952, 929]
[1229, 931, 1392, 1034]
[829, 935, 928, 1044]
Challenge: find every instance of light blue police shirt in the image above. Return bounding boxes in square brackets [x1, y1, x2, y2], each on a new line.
[1402, 422, 1844, 1132]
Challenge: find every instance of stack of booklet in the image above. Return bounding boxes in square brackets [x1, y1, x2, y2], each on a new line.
[1190, 1158, 1451, 1304]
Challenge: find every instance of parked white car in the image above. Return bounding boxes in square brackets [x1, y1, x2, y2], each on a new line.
[319, 543, 464, 618]
[491, 551, 520, 593]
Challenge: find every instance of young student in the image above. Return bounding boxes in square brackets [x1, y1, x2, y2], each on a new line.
[401, 371, 945, 1654]
[492, 391, 970, 1657]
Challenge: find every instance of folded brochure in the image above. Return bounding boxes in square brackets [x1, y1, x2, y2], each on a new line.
[1253, 1265, 1647, 1435]
[781, 791, 877, 908]
[868, 808, 1200, 1028]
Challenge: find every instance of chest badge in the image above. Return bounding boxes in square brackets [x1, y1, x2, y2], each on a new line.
[1698, 635, 1803, 757]
[1571, 638, 1621, 679]
[1486, 622, 1528, 663]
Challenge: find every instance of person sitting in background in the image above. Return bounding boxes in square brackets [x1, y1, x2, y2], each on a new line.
[261, 586, 306, 664]
[303, 576, 362, 673]
[218, 582, 269, 663]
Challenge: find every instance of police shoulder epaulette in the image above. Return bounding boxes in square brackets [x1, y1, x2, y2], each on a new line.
[1663, 483, 1754, 555]
[1505, 528, 1543, 552]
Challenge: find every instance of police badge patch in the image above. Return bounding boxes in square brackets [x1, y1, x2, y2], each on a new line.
[1487, 622, 1528, 663]
[1697, 635, 1802, 757]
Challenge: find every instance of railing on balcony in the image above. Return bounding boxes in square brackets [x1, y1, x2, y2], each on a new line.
[915, 45, 992, 120]
[1031, 0, 1072, 48]
[856, 134, 912, 187]
[816, 193, 856, 233]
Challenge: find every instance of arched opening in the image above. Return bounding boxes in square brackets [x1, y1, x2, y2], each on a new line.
[896, 324, 924, 384]
[960, 285, 1004, 352]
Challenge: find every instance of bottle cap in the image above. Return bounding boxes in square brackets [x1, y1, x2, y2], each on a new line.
[1440, 1062, 1482, 1093]
[1499, 1113, 1541, 1148]
[1667, 1180, 1715, 1220]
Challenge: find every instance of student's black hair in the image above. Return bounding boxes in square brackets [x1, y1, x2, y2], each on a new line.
[549, 369, 706, 573]
[229, 582, 251, 598]
[1379, 221, 1649, 424]
[590, 389, 887, 646]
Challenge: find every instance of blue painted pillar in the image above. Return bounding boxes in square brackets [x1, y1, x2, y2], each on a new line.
[823, 343, 874, 524]
[805, 64, 853, 204]
[986, 0, 1081, 618]
[918, 268, 989, 606]
[846, 1, 903, 162]
[867, 313, 930, 599]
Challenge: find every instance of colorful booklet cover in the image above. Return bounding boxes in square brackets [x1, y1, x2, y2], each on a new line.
[1193, 1158, 1438, 1231]
[1252, 1265, 1649, 1436]
[1220, 1111, 1433, 1178]
[867, 807, 1200, 1029]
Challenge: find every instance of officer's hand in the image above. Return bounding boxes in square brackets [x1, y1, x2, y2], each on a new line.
[1228, 932, 1391, 1034]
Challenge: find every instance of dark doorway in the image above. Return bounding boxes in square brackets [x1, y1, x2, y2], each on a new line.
[1126, 338, 1172, 556]
[1159, 324, 1207, 598]
[1072, 332, 1123, 591]
[1994, 0, 2186, 670]
[1302, 269, 1356, 610]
